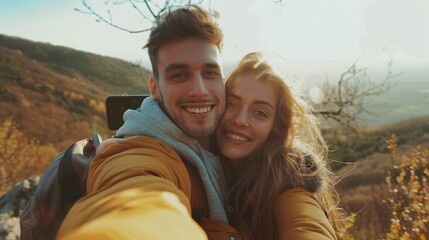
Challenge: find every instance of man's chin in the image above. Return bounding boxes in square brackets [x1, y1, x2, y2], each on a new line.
[182, 125, 215, 139]
[177, 114, 221, 138]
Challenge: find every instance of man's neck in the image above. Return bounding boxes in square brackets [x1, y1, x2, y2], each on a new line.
[197, 137, 210, 149]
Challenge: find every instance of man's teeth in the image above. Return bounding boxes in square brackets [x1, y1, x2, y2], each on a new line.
[185, 106, 212, 114]
[227, 132, 250, 142]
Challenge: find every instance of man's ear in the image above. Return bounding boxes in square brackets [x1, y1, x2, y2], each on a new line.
[149, 76, 159, 100]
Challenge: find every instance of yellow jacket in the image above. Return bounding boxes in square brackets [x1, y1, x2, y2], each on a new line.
[57, 136, 239, 240]
[273, 188, 337, 240]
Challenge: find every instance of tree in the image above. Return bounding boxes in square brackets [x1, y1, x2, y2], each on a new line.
[316, 60, 400, 129]
[76, 0, 398, 129]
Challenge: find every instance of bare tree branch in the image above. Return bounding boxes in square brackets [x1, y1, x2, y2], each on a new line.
[315, 60, 401, 129]
[76, 0, 211, 34]
[142, 0, 157, 19]
[76, 1, 152, 33]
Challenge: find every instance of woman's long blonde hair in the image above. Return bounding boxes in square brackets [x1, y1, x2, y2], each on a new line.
[221, 52, 347, 239]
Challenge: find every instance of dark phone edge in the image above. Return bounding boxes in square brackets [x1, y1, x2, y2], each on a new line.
[105, 94, 150, 131]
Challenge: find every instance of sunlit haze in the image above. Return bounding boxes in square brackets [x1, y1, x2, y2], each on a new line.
[1, 0, 428, 68]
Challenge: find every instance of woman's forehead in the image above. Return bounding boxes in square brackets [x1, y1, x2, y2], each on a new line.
[226, 74, 278, 107]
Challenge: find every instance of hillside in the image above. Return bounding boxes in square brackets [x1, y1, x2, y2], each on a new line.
[358, 79, 429, 127]
[334, 115, 429, 190]
[331, 116, 429, 239]
[326, 115, 429, 170]
[0, 34, 151, 150]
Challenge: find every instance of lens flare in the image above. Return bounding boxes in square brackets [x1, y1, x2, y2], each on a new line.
[309, 86, 323, 104]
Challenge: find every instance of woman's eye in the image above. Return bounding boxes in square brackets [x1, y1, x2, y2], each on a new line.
[226, 102, 237, 109]
[254, 110, 268, 118]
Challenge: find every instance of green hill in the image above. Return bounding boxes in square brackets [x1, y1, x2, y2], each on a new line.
[0, 34, 151, 149]
[326, 115, 429, 170]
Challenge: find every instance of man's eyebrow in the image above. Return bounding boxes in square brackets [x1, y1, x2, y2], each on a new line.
[165, 63, 220, 72]
[204, 63, 221, 69]
[165, 64, 189, 72]
[227, 92, 275, 110]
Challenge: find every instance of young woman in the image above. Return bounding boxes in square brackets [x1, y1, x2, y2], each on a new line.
[216, 52, 347, 239]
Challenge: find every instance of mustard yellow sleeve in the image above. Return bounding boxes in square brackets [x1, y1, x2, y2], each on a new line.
[57, 136, 207, 240]
[274, 188, 337, 240]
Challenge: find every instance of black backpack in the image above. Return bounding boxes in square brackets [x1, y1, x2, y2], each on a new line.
[20, 133, 102, 240]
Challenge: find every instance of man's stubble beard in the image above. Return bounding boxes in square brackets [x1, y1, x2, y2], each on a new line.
[156, 89, 220, 139]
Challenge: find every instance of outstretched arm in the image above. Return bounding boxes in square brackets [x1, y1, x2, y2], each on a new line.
[57, 136, 207, 240]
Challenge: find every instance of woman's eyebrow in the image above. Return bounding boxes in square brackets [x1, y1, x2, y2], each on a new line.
[226, 92, 241, 100]
[254, 100, 275, 110]
[227, 92, 275, 110]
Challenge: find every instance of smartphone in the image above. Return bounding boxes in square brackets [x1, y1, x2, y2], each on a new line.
[105, 94, 149, 130]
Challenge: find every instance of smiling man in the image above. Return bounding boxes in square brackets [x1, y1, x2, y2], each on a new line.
[150, 38, 225, 146]
[57, 5, 239, 240]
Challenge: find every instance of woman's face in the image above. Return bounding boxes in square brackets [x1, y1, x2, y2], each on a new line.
[216, 74, 278, 167]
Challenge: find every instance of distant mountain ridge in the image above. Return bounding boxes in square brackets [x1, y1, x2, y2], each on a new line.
[0, 34, 150, 92]
[0, 34, 151, 149]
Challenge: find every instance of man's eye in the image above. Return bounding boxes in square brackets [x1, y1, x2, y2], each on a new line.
[172, 73, 188, 80]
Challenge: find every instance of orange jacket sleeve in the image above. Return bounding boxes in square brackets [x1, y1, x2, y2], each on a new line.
[57, 136, 207, 240]
[274, 188, 337, 240]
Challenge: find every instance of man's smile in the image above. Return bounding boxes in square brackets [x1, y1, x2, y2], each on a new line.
[183, 105, 213, 114]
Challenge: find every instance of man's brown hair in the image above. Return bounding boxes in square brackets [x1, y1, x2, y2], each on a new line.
[144, 5, 223, 78]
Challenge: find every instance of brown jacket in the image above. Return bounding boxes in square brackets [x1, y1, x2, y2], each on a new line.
[57, 136, 239, 240]
[273, 188, 337, 240]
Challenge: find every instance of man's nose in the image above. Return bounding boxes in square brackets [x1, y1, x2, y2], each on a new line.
[189, 74, 209, 97]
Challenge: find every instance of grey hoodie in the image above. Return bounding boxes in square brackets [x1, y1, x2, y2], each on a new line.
[116, 97, 228, 224]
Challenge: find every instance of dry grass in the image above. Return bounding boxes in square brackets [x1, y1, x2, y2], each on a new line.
[339, 184, 390, 239]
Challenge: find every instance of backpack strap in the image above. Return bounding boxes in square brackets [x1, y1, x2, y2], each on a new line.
[92, 133, 102, 149]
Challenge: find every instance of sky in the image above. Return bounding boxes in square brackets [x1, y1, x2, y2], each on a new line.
[0, 0, 428, 78]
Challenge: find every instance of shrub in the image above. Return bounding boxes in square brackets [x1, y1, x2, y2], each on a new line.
[384, 134, 429, 240]
[0, 118, 57, 195]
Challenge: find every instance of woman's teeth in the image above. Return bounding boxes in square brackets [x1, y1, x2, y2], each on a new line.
[227, 132, 250, 142]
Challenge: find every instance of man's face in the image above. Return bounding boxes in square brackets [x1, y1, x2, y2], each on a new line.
[150, 38, 225, 142]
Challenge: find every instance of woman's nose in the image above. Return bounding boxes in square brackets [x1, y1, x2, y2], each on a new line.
[232, 110, 249, 128]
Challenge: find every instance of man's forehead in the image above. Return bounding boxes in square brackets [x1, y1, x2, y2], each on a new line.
[157, 39, 221, 67]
